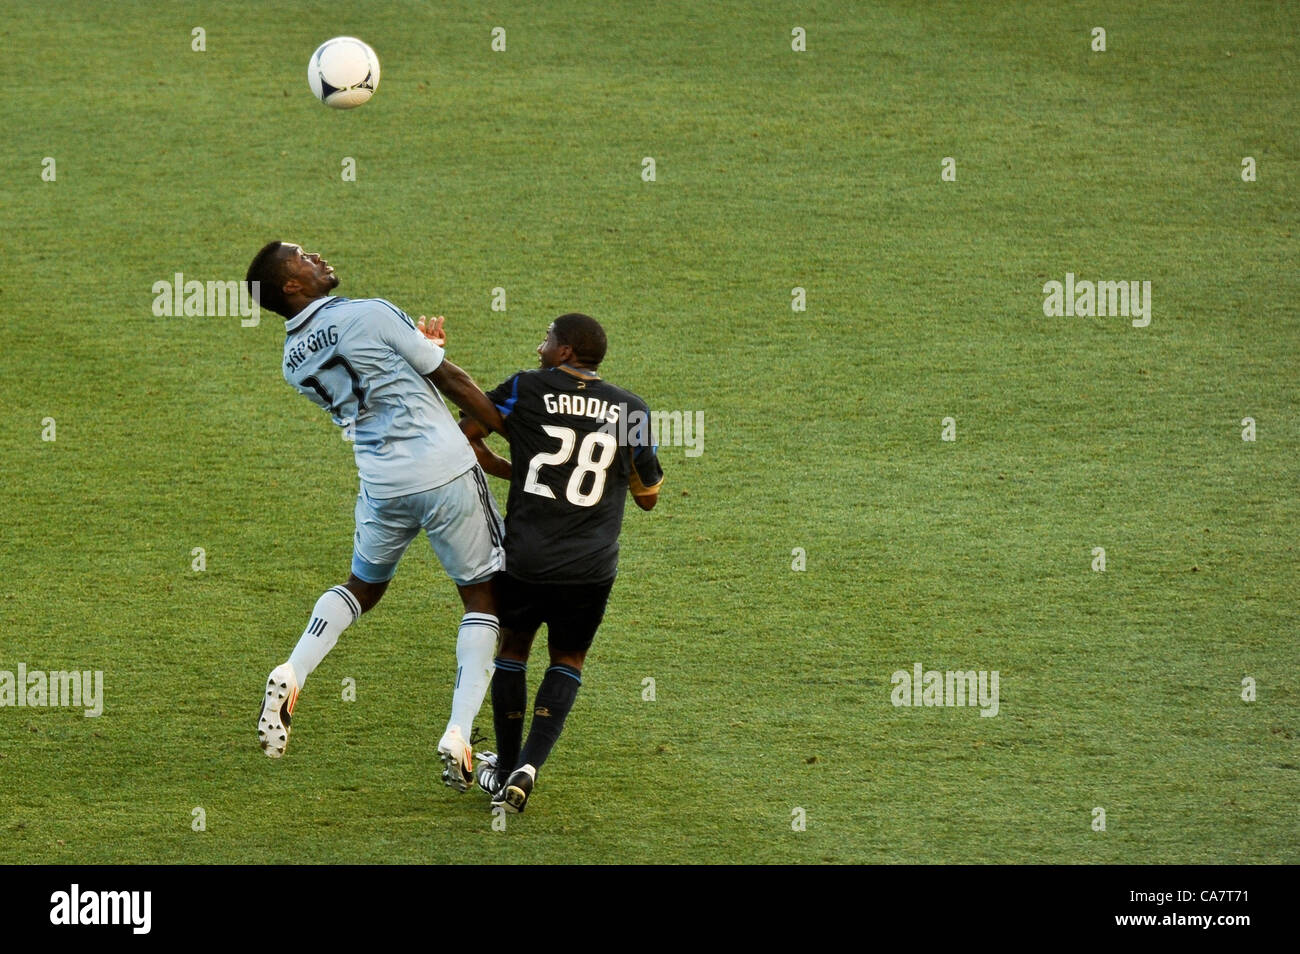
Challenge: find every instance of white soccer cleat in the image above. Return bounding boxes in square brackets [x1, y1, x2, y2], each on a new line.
[257, 663, 299, 759]
[437, 724, 474, 792]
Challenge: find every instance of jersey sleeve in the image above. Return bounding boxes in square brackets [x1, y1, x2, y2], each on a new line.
[486, 372, 525, 419]
[372, 300, 445, 376]
[626, 397, 665, 495]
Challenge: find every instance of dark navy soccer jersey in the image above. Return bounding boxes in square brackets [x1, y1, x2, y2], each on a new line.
[487, 365, 664, 584]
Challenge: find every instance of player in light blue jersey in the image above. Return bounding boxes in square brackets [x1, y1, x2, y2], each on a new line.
[245, 241, 505, 792]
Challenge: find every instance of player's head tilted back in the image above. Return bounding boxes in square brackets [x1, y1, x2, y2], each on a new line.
[539, 312, 607, 370]
[244, 241, 340, 319]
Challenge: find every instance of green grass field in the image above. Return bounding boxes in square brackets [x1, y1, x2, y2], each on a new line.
[1, 0, 1296, 864]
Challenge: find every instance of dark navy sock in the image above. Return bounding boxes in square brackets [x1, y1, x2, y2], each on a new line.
[517, 664, 582, 772]
[491, 658, 528, 775]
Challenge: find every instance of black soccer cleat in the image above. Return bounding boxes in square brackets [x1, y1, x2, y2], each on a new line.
[492, 764, 536, 814]
[475, 751, 505, 799]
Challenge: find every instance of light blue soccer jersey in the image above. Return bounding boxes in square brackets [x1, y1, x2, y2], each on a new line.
[283, 296, 475, 498]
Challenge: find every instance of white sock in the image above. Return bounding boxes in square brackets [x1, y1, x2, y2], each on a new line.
[287, 585, 362, 687]
[447, 613, 499, 735]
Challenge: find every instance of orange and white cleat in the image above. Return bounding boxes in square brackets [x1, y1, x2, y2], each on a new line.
[437, 724, 473, 792]
[257, 663, 299, 758]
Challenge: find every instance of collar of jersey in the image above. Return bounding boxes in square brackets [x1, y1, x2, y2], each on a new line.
[555, 363, 601, 381]
[285, 296, 341, 335]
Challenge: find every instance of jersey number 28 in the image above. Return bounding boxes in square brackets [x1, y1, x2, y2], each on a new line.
[523, 425, 617, 507]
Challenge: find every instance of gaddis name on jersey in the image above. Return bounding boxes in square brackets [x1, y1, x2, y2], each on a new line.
[542, 392, 621, 424]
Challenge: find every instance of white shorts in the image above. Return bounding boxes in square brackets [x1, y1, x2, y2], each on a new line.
[350, 466, 505, 586]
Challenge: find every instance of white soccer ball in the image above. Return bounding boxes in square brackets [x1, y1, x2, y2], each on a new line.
[308, 37, 380, 109]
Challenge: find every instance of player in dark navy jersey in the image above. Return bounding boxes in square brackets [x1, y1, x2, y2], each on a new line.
[455, 313, 663, 812]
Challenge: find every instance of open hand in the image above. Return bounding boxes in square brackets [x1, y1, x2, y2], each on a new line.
[416, 315, 446, 347]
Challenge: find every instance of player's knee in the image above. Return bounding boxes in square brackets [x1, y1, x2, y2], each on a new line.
[498, 628, 533, 661]
[550, 649, 586, 672]
[345, 575, 388, 613]
[457, 579, 496, 615]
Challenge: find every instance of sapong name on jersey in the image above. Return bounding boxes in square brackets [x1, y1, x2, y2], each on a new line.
[543, 392, 620, 424]
[284, 325, 340, 373]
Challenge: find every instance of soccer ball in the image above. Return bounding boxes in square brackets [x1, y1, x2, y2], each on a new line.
[308, 37, 380, 109]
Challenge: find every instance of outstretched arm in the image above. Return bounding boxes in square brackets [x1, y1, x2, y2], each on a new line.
[459, 417, 512, 479]
[428, 360, 505, 435]
[414, 314, 506, 435]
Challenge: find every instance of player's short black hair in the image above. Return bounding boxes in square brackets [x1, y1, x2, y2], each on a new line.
[245, 241, 293, 318]
[553, 313, 607, 367]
